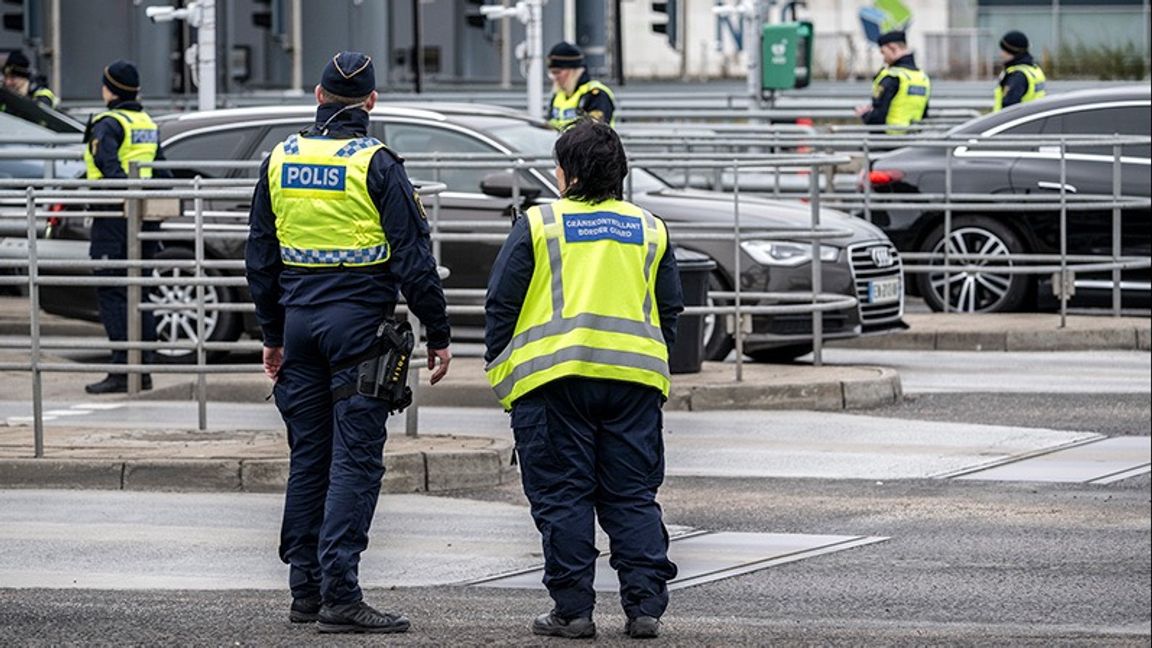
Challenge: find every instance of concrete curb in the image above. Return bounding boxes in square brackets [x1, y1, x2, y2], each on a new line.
[0, 440, 518, 494]
[830, 314, 1151, 352]
[665, 367, 902, 411]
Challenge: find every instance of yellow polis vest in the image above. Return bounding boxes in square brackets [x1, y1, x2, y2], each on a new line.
[548, 80, 616, 130]
[994, 63, 1047, 111]
[83, 109, 159, 179]
[486, 198, 671, 409]
[871, 66, 931, 134]
[267, 134, 391, 268]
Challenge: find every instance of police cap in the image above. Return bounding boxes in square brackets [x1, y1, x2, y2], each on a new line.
[3, 50, 31, 79]
[877, 31, 907, 47]
[547, 42, 585, 69]
[321, 51, 376, 98]
[103, 60, 140, 99]
[1000, 31, 1030, 54]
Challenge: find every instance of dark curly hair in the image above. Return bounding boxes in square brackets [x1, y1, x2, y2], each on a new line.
[553, 119, 627, 204]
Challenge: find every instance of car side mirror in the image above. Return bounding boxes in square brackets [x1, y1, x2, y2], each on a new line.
[480, 171, 542, 203]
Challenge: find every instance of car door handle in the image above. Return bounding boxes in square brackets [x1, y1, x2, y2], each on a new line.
[1037, 181, 1077, 193]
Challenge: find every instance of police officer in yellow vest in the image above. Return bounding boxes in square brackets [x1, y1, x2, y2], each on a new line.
[546, 42, 616, 130]
[83, 60, 167, 394]
[994, 30, 1046, 111]
[855, 31, 931, 134]
[2, 50, 59, 108]
[246, 51, 451, 634]
[485, 120, 682, 640]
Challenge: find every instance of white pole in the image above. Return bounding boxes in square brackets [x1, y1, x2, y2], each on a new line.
[527, 0, 544, 118]
[746, 0, 761, 107]
[196, 0, 216, 111]
[291, 0, 303, 94]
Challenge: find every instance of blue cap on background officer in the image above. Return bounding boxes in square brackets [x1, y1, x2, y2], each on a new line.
[101, 59, 140, 104]
[546, 41, 616, 130]
[4, 49, 58, 107]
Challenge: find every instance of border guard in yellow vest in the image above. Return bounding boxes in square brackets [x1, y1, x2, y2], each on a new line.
[994, 30, 1047, 111]
[485, 120, 683, 640]
[855, 31, 931, 134]
[546, 42, 616, 130]
[245, 51, 451, 635]
[2, 50, 58, 108]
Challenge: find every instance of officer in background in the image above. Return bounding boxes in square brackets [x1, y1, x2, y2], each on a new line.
[83, 60, 167, 394]
[994, 30, 1046, 111]
[546, 42, 616, 130]
[485, 120, 682, 640]
[2, 50, 59, 108]
[246, 51, 451, 634]
[855, 31, 931, 133]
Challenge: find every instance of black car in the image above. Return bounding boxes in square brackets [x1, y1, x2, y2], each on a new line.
[867, 85, 1151, 312]
[19, 103, 905, 362]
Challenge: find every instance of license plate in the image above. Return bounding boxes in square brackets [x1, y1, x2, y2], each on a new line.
[867, 277, 902, 304]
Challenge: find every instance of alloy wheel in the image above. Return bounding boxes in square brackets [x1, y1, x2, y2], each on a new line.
[149, 267, 221, 356]
[927, 226, 1015, 313]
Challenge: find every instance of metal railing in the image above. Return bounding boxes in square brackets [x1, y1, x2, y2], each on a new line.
[0, 149, 860, 457]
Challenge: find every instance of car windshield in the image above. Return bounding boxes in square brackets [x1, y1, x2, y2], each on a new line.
[0, 111, 56, 139]
[486, 121, 669, 194]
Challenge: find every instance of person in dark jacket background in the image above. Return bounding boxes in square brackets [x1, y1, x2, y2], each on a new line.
[2, 50, 58, 108]
[246, 51, 451, 635]
[855, 31, 931, 132]
[994, 30, 1047, 111]
[546, 42, 616, 130]
[485, 120, 682, 640]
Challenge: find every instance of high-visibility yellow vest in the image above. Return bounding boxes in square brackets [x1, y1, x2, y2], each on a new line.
[872, 66, 930, 134]
[32, 86, 58, 109]
[486, 198, 671, 409]
[548, 80, 616, 130]
[83, 109, 159, 179]
[267, 133, 391, 268]
[993, 63, 1047, 111]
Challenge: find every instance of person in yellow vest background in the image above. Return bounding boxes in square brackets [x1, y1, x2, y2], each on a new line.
[855, 30, 931, 133]
[246, 51, 451, 635]
[546, 41, 616, 130]
[82, 60, 170, 394]
[994, 30, 1047, 111]
[2, 50, 59, 108]
[484, 119, 683, 640]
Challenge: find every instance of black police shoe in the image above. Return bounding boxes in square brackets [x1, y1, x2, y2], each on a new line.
[316, 601, 410, 634]
[84, 374, 153, 394]
[289, 596, 321, 623]
[625, 616, 661, 639]
[531, 611, 596, 639]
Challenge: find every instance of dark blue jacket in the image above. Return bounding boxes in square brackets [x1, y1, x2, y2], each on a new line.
[245, 104, 451, 349]
[999, 53, 1038, 109]
[862, 53, 931, 126]
[484, 209, 683, 364]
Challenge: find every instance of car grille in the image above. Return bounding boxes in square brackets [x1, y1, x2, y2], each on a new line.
[849, 242, 904, 328]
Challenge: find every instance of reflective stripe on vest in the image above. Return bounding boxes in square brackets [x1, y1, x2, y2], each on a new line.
[32, 86, 59, 109]
[872, 66, 930, 134]
[268, 134, 392, 268]
[485, 199, 670, 409]
[83, 109, 159, 179]
[993, 64, 1047, 111]
[548, 80, 616, 130]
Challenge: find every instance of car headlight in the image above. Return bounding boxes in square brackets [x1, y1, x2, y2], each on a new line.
[741, 240, 840, 267]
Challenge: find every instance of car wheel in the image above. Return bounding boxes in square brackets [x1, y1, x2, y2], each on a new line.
[702, 271, 734, 361]
[149, 247, 242, 363]
[916, 217, 1030, 313]
[747, 344, 813, 364]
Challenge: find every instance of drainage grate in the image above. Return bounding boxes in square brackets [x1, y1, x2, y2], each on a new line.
[950, 437, 1151, 484]
[469, 532, 888, 591]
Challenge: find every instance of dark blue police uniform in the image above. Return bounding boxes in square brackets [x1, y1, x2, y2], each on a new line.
[246, 84, 450, 613]
[485, 214, 682, 623]
[861, 52, 931, 126]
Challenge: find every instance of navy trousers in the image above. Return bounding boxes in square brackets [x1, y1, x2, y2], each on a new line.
[90, 231, 156, 367]
[273, 300, 392, 605]
[511, 377, 678, 621]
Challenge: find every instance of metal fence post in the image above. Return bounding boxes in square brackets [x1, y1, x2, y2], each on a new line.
[810, 165, 823, 367]
[942, 145, 953, 314]
[194, 176, 208, 431]
[126, 163, 142, 395]
[1059, 140, 1069, 328]
[1111, 143, 1122, 317]
[862, 138, 873, 223]
[732, 159, 743, 382]
[432, 154, 442, 261]
[405, 310, 421, 438]
[27, 187, 44, 458]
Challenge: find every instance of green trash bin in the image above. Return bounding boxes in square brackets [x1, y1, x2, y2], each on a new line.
[669, 247, 716, 375]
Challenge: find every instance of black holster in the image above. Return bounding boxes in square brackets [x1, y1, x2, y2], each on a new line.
[332, 319, 415, 413]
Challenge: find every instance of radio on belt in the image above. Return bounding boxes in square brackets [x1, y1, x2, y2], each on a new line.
[356, 319, 415, 412]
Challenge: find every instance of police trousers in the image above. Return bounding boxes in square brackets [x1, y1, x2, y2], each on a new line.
[89, 227, 158, 367]
[511, 377, 678, 620]
[273, 300, 392, 605]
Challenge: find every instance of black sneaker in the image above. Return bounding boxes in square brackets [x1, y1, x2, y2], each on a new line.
[531, 611, 596, 639]
[316, 601, 410, 634]
[625, 616, 661, 639]
[289, 596, 321, 623]
[84, 374, 152, 394]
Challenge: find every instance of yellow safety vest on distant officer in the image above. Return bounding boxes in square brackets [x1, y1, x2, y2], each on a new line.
[268, 134, 391, 268]
[485, 198, 671, 409]
[993, 64, 1047, 111]
[872, 67, 931, 134]
[83, 109, 158, 179]
[549, 80, 616, 130]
